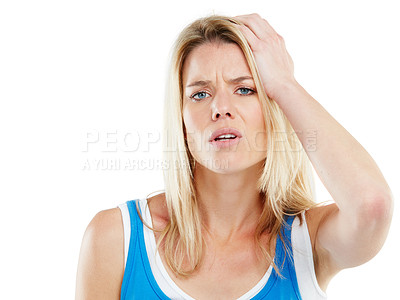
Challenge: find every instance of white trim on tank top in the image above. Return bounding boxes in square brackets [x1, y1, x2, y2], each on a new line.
[118, 198, 327, 300]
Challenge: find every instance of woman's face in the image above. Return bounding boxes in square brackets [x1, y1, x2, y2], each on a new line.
[182, 42, 268, 174]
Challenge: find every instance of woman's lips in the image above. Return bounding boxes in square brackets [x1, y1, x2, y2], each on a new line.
[209, 127, 243, 142]
[209, 136, 242, 149]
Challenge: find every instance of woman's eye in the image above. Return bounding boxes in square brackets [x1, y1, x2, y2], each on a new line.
[189, 88, 255, 101]
[236, 87, 256, 95]
[190, 91, 210, 101]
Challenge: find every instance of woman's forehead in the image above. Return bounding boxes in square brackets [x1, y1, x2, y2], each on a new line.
[182, 42, 252, 85]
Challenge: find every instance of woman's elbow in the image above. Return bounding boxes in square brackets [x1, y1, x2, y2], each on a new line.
[358, 190, 394, 235]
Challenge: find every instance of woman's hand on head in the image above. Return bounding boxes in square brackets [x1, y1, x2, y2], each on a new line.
[233, 13, 298, 102]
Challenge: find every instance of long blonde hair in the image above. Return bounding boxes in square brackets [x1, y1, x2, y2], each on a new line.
[144, 14, 321, 278]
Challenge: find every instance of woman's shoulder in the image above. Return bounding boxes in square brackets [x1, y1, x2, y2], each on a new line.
[76, 207, 124, 299]
[80, 207, 124, 261]
[86, 207, 124, 243]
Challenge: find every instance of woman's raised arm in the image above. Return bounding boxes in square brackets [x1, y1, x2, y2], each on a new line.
[234, 13, 394, 278]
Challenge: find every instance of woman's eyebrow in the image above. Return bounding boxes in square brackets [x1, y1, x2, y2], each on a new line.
[228, 76, 254, 84]
[186, 80, 211, 88]
[186, 76, 254, 88]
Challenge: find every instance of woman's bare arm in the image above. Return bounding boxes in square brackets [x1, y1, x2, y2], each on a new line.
[75, 208, 124, 300]
[274, 81, 394, 271]
[234, 13, 394, 278]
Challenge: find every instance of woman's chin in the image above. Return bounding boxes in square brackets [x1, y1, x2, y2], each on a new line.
[194, 155, 266, 175]
[196, 157, 249, 174]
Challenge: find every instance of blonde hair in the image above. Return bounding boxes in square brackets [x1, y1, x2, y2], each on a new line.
[144, 14, 323, 278]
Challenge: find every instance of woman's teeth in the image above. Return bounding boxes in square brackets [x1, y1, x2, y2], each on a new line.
[215, 134, 237, 141]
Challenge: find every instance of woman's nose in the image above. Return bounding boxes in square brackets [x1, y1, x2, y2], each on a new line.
[211, 91, 235, 121]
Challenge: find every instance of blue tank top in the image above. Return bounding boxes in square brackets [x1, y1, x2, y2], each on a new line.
[120, 199, 302, 299]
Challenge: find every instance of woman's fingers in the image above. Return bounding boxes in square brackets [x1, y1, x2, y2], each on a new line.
[233, 13, 278, 40]
[233, 23, 259, 51]
[261, 17, 279, 36]
[230, 13, 295, 100]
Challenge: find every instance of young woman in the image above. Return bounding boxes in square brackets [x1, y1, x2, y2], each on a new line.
[75, 14, 394, 299]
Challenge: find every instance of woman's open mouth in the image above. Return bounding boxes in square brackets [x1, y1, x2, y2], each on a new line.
[209, 127, 243, 149]
[211, 136, 241, 148]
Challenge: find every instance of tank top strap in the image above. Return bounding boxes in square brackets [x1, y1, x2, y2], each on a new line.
[275, 214, 297, 269]
[120, 199, 139, 299]
[273, 214, 302, 299]
[252, 214, 302, 299]
[122, 199, 171, 299]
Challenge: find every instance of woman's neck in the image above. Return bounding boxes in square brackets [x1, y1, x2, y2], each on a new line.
[194, 161, 265, 243]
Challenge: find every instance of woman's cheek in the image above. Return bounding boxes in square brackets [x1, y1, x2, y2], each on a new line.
[246, 103, 267, 150]
[183, 110, 203, 153]
[183, 110, 198, 135]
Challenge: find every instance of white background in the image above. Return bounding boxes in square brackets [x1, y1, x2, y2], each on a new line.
[1, 1, 399, 299]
